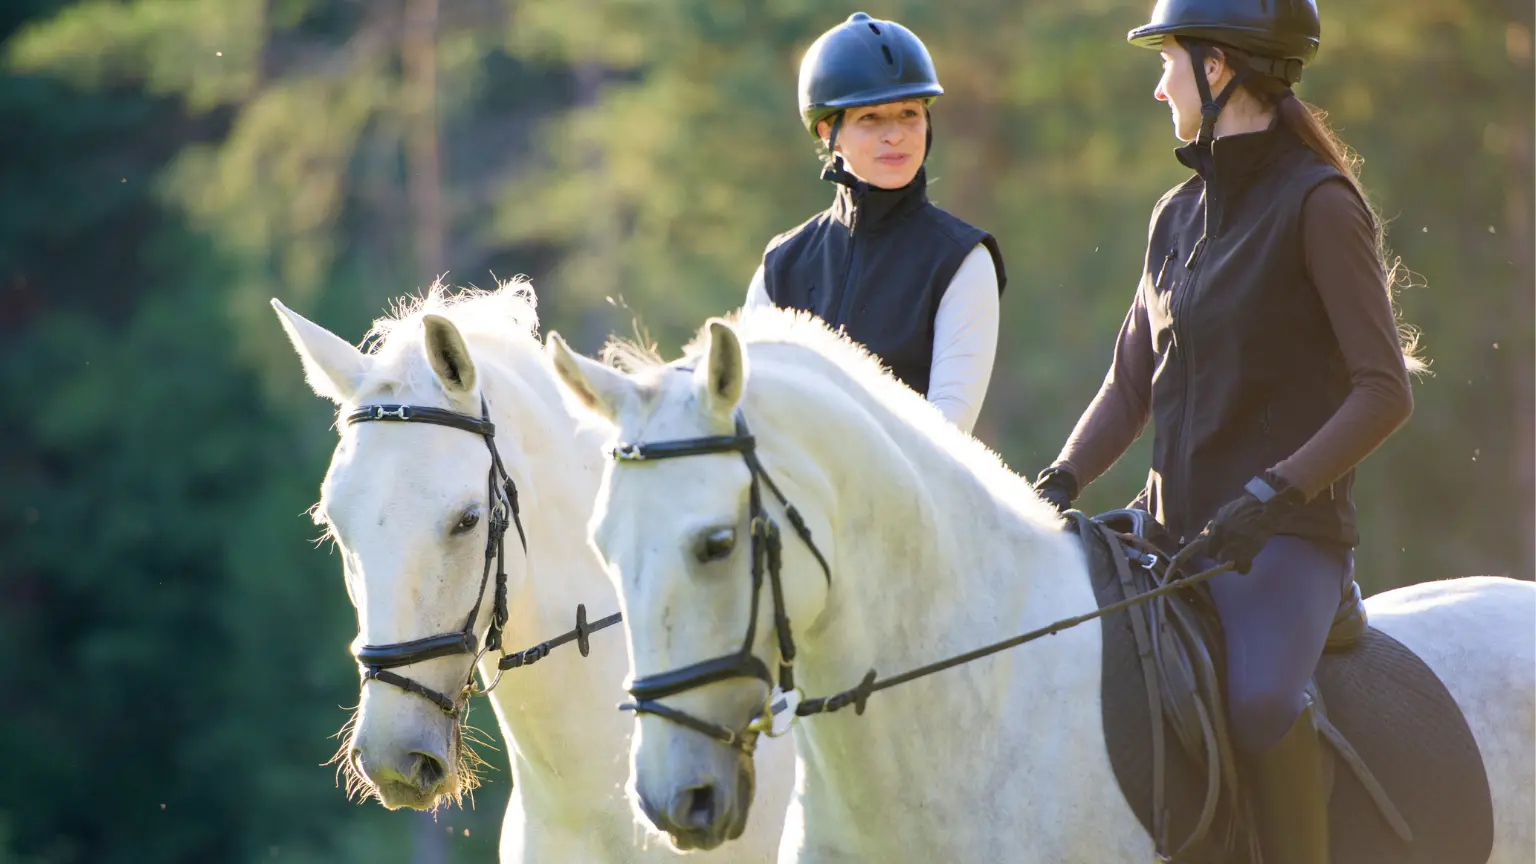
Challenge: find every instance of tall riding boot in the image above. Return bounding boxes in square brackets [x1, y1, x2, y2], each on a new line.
[1249, 697, 1330, 864]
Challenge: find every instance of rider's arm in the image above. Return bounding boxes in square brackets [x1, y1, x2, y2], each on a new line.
[1269, 180, 1414, 498]
[744, 264, 772, 311]
[1050, 285, 1154, 486]
[927, 244, 1000, 434]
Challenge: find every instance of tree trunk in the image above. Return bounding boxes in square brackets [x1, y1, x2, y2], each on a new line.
[404, 0, 445, 278]
[1504, 114, 1533, 580]
[404, 8, 450, 859]
[575, 57, 617, 348]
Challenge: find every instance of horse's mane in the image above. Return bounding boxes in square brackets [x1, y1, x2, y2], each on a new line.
[354, 276, 541, 400]
[604, 305, 1057, 526]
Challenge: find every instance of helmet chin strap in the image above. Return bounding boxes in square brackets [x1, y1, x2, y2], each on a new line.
[1181, 38, 1248, 147]
[819, 114, 860, 187]
[923, 106, 933, 163]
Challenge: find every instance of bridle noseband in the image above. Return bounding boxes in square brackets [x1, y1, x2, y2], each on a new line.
[612, 412, 831, 753]
[345, 399, 527, 717]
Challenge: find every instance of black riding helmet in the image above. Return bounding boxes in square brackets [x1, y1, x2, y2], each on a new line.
[1127, 0, 1320, 144]
[798, 12, 942, 183]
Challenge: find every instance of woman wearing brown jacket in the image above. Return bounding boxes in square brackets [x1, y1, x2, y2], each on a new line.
[1031, 2, 1419, 862]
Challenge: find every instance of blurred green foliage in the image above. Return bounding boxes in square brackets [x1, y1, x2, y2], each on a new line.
[1, 1, 1529, 860]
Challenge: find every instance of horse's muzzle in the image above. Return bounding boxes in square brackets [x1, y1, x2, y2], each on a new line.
[356, 745, 451, 810]
[636, 749, 755, 851]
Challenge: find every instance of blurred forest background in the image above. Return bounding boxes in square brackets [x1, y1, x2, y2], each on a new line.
[0, 1, 1530, 861]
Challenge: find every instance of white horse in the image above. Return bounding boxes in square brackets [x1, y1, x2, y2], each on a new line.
[271, 281, 793, 863]
[546, 307, 1536, 863]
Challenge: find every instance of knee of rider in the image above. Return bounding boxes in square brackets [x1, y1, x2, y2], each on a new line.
[1227, 688, 1305, 754]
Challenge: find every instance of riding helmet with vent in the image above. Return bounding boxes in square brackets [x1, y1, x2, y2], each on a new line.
[797, 12, 943, 139]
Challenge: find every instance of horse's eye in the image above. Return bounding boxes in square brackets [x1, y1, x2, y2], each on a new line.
[696, 527, 737, 563]
[452, 508, 481, 536]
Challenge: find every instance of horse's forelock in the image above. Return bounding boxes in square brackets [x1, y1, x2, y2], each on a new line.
[352, 276, 542, 403]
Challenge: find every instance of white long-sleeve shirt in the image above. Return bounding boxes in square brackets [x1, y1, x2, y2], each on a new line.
[743, 243, 1000, 434]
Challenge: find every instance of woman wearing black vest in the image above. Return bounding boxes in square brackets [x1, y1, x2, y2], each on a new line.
[1031, 1, 1418, 861]
[744, 12, 1007, 435]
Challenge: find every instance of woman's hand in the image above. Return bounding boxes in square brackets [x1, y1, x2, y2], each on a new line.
[1032, 465, 1080, 515]
[1199, 472, 1305, 573]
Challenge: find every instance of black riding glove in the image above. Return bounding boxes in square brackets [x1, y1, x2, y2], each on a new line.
[1033, 465, 1080, 515]
[1199, 471, 1306, 574]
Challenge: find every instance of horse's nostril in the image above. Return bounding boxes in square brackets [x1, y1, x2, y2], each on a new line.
[670, 783, 717, 831]
[409, 751, 447, 788]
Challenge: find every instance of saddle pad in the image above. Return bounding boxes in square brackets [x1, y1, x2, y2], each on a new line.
[1091, 533, 1237, 862]
[1091, 534, 1494, 863]
[1314, 626, 1494, 863]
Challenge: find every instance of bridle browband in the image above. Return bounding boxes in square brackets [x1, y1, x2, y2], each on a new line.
[612, 412, 831, 753]
[344, 399, 622, 718]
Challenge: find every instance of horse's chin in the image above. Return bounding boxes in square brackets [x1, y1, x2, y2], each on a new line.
[374, 779, 451, 812]
[664, 826, 728, 852]
[652, 749, 756, 852]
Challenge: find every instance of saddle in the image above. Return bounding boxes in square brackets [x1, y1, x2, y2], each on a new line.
[1070, 509, 1397, 863]
[1091, 508, 1369, 651]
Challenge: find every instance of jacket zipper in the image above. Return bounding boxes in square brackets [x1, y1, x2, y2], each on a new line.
[833, 200, 862, 326]
[1171, 231, 1209, 541]
[1154, 249, 1176, 290]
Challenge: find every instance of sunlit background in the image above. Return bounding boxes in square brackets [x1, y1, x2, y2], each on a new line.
[1, 1, 1530, 861]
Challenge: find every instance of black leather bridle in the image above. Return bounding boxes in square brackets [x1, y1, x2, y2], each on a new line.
[345, 399, 527, 718]
[611, 412, 831, 753]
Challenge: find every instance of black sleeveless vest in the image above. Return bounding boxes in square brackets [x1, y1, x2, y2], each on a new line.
[1141, 122, 1361, 546]
[761, 168, 1006, 396]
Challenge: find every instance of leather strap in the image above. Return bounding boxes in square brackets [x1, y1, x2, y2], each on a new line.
[1096, 518, 1170, 856]
[499, 604, 623, 669]
[612, 434, 754, 461]
[357, 632, 478, 669]
[623, 699, 755, 754]
[364, 667, 459, 716]
[630, 653, 776, 703]
[345, 403, 495, 438]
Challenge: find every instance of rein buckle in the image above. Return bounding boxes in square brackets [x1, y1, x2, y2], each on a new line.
[750, 686, 804, 738]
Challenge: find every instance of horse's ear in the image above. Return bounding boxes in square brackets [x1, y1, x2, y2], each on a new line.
[695, 318, 746, 422]
[546, 331, 635, 424]
[422, 314, 476, 398]
[270, 298, 369, 404]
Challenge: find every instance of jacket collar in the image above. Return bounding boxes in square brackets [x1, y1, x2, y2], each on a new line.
[828, 166, 929, 234]
[1174, 114, 1295, 198]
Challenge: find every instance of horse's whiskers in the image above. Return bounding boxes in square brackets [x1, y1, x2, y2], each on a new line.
[411, 713, 486, 812]
[318, 694, 506, 812]
[325, 709, 377, 805]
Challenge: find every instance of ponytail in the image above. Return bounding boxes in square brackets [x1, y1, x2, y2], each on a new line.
[1213, 46, 1428, 373]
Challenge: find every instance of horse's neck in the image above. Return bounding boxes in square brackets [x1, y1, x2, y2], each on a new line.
[759, 365, 1107, 855]
[795, 402, 1091, 690]
[480, 343, 610, 614]
[473, 346, 635, 833]
[754, 359, 1089, 663]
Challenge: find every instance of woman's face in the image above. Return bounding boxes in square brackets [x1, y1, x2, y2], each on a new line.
[1155, 37, 1226, 142]
[816, 99, 927, 189]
